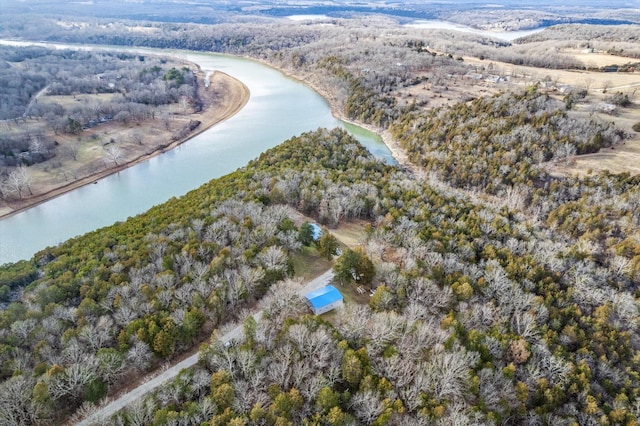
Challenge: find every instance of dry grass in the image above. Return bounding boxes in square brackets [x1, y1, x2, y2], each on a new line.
[291, 248, 333, 282]
[11, 110, 183, 196]
[397, 51, 640, 177]
[459, 55, 640, 92]
[400, 76, 505, 110]
[547, 103, 640, 177]
[41, 93, 119, 108]
[561, 49, 638, 68]
[0, 69, 249, 218]
[331, 220, 369, 248]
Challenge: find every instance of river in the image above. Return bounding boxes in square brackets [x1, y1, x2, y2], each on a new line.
[0, 42, 394, 265]
[405, 20, 544, 42]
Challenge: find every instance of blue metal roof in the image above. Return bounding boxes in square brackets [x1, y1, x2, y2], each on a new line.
[310, 223, 321, 241]
[305, 285, 343, 308]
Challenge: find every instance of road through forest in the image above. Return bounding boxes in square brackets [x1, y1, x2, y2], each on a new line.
[76, 269, 335, 425]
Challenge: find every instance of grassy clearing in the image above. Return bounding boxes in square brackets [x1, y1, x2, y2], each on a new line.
[1, 71, 248, 217]
[292, 220, 374, 322]
[339, 282, 373, 306]
[15, 117, 174, 195]
[562, 49, 638, 68]
[40, 92, 119, 108]
[459, 54, 640, 92]
[4, 92, 189, 197]
[545, 92, 640, 177]
[331, 220, 369, 248]
[290, 247, 333, 281]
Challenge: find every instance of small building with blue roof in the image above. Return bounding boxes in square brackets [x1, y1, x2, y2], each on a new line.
[309, 223, 322, 241]
[305, 285, 344, 315]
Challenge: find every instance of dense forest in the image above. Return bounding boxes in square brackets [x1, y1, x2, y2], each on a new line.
[0, 46, 198, 122]
[1, 114, 639, 424]
[0, 8, 639, 426]
[0, 129, 391, 423]
[389, 89, 624, 194]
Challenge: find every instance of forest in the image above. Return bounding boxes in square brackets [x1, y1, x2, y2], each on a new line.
[0, 6, 639, 426]
[0, 46, 197, 123]
[1, 113, 639, 425]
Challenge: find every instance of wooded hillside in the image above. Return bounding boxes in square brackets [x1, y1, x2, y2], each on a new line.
[1, 118, 638, 424]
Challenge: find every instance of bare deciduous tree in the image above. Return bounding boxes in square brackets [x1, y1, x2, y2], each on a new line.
[124, 398, 157, 426]
[131, 131, 145, 145]
[62, 139, 81, 161]
[350, 389, 384, 425]
[3, 165, 33, 199]
[97, 348, 126, 385]
[126, 338, 153, 371]
[257, 246, 288, 272]
[48, 362, 98, 401]
[104, 143, 123, 166]
[0, 375, 42, 426]
[584, 77, 594, 94]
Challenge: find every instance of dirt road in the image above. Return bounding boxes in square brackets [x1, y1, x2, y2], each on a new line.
[75, 269, 334, 425]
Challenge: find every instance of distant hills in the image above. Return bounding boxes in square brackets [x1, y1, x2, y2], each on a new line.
[2, 0, 638, 27]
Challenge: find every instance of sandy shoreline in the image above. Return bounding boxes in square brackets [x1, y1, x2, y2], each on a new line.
[0, 70, 249, 220]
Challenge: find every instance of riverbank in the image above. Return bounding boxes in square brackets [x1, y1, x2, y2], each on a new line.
[0, 70, 249, 220]
[263, 61, 417, 174]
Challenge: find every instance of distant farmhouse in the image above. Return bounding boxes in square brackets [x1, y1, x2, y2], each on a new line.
[305, 285, 344, 315]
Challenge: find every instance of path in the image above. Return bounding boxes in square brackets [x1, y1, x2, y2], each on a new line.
[76, 269, 334, 425]
[0, 84, 49, 123]
[22, 85, 49, 119]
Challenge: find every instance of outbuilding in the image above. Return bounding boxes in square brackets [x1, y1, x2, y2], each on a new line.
[309, 223, 322, 241]
[305, 285, 344, 315]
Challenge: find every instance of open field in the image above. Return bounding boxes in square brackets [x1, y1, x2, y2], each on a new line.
[290, 249, 333, 282]
[398, 71, 505, 111]
[331, 220, 369, 248]
[458, 55, 640, 92]
[562, 49, 640, 68]
[546, 103, 640, 177]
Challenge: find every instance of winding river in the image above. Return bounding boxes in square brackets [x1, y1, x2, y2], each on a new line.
[0, 43, 394, 264]
[404, 20, 544, 42]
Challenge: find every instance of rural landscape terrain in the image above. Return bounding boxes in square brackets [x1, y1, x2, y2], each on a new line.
[0, 0, 639, 425]
[0, 44, 248, 217]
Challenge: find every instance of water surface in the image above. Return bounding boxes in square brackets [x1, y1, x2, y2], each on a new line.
[405, 20, 545, 41]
